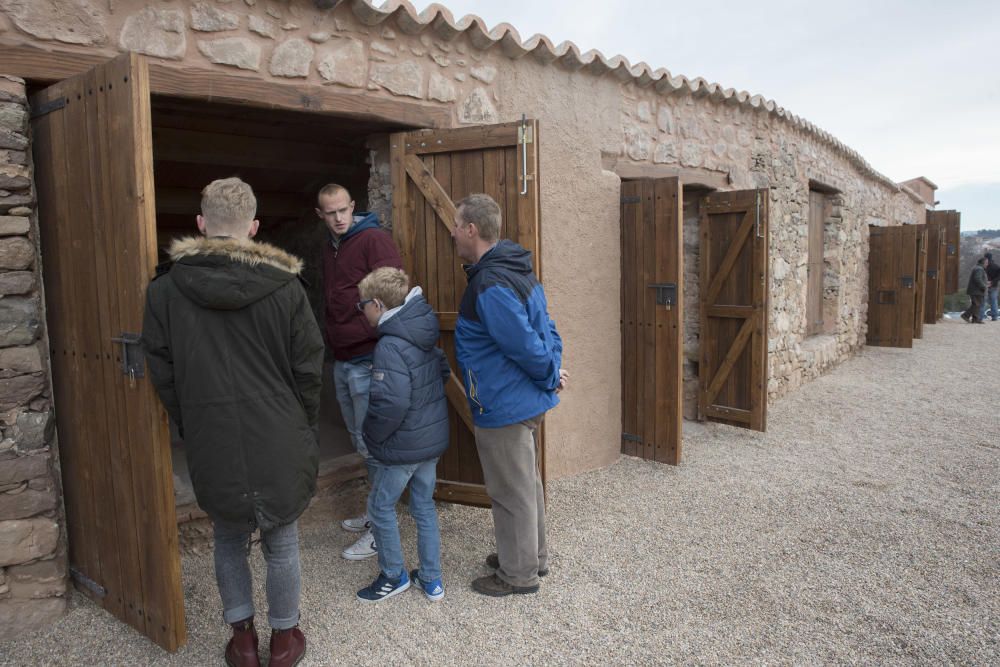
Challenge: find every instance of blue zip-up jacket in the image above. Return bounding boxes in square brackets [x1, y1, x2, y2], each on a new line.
[456, 240, 562, 428]
[363, 287, 451, 464]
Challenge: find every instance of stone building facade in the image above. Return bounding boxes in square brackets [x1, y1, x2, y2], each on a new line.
[0, 0, 929, 637]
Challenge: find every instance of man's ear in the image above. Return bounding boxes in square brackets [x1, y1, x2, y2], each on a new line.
[249, 219, 260, 239]
[196, 214, 207, 236]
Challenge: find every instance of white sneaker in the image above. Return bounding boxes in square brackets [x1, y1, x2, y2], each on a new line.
[342, 529, 377, 560]
[341, 514, 369, 533]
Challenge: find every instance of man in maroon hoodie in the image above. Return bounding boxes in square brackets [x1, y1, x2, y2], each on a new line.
[317, 184, 403, 560]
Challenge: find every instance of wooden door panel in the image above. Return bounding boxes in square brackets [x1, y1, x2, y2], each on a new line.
[925, 212, 948, 323]
[913, 225, 928, 338]
[391, 121, 541, 506]
[943, 211, 961, 293]
[698, 189, 768, 432]
[867, 225, 917, 347]
[619, 179, 683, 464]
[31, 54, 184, 651]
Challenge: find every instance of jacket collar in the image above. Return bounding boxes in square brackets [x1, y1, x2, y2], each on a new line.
[168, 236, 303, 275]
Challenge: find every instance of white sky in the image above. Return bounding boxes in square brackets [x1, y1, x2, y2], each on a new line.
[411, 0, 1000, 231]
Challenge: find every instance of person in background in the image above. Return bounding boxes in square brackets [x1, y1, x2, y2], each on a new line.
[961, 256, 988, 324]
[982, 252, 999, 321]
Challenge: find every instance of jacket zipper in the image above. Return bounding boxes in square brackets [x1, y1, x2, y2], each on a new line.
[467, 369, 485, 415]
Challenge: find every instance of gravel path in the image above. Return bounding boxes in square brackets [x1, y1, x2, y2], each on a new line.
[3, 320, 998, 665]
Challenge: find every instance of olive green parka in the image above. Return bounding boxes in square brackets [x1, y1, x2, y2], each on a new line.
[142, 236, 325, 530]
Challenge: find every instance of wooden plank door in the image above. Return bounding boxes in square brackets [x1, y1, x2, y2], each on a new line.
[943, 210, 961, 294]
[913, 224, 928, 339]
[30, 54, 184, 651]
[620, 178, 683, 464]
[925, 212, 947, 323]
[389, 120, 542, 506]
[698, 189, 769, 432]
[867, 225, 918, 348]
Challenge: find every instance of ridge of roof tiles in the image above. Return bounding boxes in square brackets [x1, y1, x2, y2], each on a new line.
[347, 0, 906, 193]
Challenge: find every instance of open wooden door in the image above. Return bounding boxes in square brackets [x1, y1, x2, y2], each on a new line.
[867, 225, 918, 348]
[925, 212, 948, 323]
[698, 188, 769, 432]
[389, 120, 542, 506]
[620, 179, 683, 464]
[942, 210, 961, 294]
[913, 224, 928, 339]
[31, 54, 184, 651]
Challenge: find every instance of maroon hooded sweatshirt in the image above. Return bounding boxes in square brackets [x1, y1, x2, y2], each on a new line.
[322, 212, 403, 361]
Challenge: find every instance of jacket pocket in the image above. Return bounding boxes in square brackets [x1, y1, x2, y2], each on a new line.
[467, 369, 485, 415]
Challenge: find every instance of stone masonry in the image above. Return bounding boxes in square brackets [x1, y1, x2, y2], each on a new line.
[0, 75, 67, 642]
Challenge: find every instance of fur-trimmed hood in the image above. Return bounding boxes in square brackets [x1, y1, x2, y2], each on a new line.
[166, 236, 305, 311]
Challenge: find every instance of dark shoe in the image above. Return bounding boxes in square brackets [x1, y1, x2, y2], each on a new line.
[485, 552, 548, 577]
[225, 618, 260, 667]
[268, 626, 306, 667]
[961, 312, 971, 322]
[471, 573, 539, 597]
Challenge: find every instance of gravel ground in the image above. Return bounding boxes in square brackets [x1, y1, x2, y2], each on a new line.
[2, 320, 998, 665]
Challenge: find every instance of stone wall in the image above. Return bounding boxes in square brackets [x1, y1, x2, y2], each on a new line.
[0, 75, 66, 641]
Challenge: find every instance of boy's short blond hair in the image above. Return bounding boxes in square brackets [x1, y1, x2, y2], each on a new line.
[201, 177, 257, 230]
[358, 267, 409, 309]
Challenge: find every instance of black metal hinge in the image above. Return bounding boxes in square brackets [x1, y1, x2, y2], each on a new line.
[622, 433, 642, 443]
[30, 97, 67, 119]
[620, 195, 641, 204]
[70, 566, 107, 598]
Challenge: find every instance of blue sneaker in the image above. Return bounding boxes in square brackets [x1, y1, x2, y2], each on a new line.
[409, 568, 445, 602]
[356, 571, 410, 603]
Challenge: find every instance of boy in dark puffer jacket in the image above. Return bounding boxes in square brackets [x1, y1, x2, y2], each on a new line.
[355, 268, 450, 602]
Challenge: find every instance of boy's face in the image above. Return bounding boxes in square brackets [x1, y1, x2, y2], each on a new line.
[361, 298, 383, 328]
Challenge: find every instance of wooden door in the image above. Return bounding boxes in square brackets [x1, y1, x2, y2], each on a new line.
[925, 212, 947, 323]
[31, 54, 184, 651]
[620, 178, 683, 464]
[389, 120, 542, 506]
[806, 191, 827, 335]
[867, 225, 918, 348]
[942, 210, 961, 293]
[913, 225, 928, 338]
[698, 189, 769, 432]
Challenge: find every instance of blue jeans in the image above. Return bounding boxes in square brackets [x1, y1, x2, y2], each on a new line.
[213, 520, 300, 630]
[334, 359, 374, 477]
[367, 459, 441, 582]
[986, 287, 999, 320]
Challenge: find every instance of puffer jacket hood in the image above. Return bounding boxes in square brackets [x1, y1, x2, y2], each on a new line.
[332, 212, 381, 245]
[377, 287, 439, 352]
[168, 236, 303, 310]
[464, 239, 534, 282]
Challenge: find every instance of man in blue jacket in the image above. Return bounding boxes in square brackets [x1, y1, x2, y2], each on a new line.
[451, 194, 568, 597]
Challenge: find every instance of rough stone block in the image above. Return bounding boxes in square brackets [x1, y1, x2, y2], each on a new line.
[0, 129, 27, 151]
[248, 15, 278, 39]
[119, 7, 186, 60]
[0, 373, 45, 411]
[10, 410, 52, 451]
[0, 192, 33, 212]
[0, 297, 40, 347]
[0, 150, 26, 166]
[270, 38, 314, 78]
[0, 598, 66, 641]
[0, 451, 48, 486]
[191, 2, 239, 32]
[317, 39, 366, 88]
[0, 77, 25, 105]
[370, 61, 424, 99]
[428, 72, 456, 103]
[0, 518, 59, 566]
[309, 31, 331, 44]
[470, 65, 497, 84]
[198, 38, 261, 71]
[0, 486, 57, 521]
[0, 348, 40, 382]
[0, 0, 106, 46]
[0, 271, 33, 295]
[458, 87, 497, 124]
[0, 170, 29, 191]
[0, 216, 29, 236]
[7, 554, 66, 599]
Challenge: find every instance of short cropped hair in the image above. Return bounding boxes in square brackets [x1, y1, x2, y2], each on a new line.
[317, 183, 351, 204]
[456, 194, 501, 243]
[201, 177, 256, 229]
[358, 267, 409, 309]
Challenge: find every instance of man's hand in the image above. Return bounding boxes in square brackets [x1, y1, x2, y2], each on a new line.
[556, 368, 569, 393]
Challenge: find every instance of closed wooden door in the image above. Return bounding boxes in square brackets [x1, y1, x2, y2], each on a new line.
[925, 212, 947, 323]
[30, 54, 184, 651]
[698, 188, 769, 432]
[620, 178, 683, 464]
[389, 121, 542, 506]
[867, 225, 918, 348]
[913, 225, 928, 338]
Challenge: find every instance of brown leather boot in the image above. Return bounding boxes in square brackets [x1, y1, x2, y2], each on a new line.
[225, 618, 261, 667]
[268, 626, 306, 667]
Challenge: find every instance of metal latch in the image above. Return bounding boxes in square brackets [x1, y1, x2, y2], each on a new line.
[111, 332, 145, 386]
[648, 283, 677, 309]
[927, 269, 938, 278]
[620, 195, 641, 204]
[877, 290, 897, 305]
[622, 433, 642, 443]
[900, 275, 914, 288]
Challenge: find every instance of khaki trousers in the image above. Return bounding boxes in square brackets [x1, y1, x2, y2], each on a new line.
[474, 414, 547, 587]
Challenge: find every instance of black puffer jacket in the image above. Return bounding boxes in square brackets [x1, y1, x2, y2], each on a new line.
[363, 287, 450, 465]
[142, 236, 325, 530]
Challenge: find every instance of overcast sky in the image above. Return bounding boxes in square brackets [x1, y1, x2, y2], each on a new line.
[413, 0, 1000, 232]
